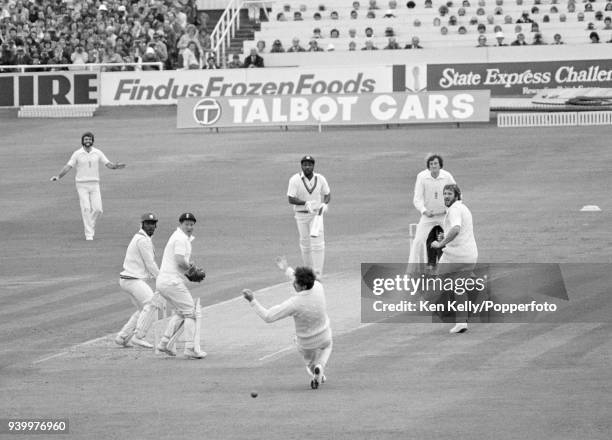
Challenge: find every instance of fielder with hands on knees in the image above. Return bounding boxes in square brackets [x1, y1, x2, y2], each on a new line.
[155, 213, 207, 359]
[430, 184, 478, 334]
[50, 132, 126, 241]
[287, 155, 331, 278]
[115, 212, 164, 349]
[242, 256, 333, 390]
[408, 154, 455, 271]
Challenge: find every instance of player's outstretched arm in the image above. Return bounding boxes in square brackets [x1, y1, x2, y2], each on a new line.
[106, 162, 126, 170]
[275, 256, 288, 272]
[246, 294, 295, 323]
[275, 256, 295, 279]
[242, 289, 254, 302]
[50, 165, 72, 181]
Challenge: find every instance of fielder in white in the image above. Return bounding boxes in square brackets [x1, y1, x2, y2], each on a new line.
[287, 155, 330, 278]
[408, 154, 455, 271]
[155, 213, 206, 359]
[50, 132, 126, 240]
[115, 212, 163, 349]
[242, 257, 332, 390]
[431, 184, 478, 334]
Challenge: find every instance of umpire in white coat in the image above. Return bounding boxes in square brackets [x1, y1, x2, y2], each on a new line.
[408, 154, 456, 272]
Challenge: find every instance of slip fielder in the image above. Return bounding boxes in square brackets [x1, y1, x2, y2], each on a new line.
[242, 257, 332, 390]
[431, 184, 478, 334]
[287, 155, 331, 278]
[50, 132, 126, 240]
[408, 154, 456, 272]
[115, 212, 164, 349]
[155, 213, 206, 359]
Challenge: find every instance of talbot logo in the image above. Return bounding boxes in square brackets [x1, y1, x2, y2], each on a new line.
[193, 98, 222, 125]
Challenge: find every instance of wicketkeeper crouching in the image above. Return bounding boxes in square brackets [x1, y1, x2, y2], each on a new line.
[242, 257, 333, 389]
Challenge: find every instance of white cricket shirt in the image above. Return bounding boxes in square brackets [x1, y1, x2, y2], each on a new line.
[413, 169, 456, 215]
[120, 230, 160, 279]
[67, 147, 111, 183]
[159, 228, 194, 279]
[287, 172, 330, 212]
[251, 280, 331, 349]
[442, 200, 478, 263]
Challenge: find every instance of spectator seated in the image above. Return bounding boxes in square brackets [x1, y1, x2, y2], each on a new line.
[242, 0, 612, 54]
[1, 0, 610, 69]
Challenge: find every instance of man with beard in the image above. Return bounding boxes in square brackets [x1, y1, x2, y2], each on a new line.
[431, 184, 478, 333]
[50, 132, 126, 240]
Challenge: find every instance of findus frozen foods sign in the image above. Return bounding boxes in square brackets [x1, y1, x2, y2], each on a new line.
[101, 66, 396, 106]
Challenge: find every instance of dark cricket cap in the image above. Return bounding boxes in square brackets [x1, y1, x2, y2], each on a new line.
[141, 212, 158, 222]
[179, 212, 197, 223]
[301, 155, 315, 164]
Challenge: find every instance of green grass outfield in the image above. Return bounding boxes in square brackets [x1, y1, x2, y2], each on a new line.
[1, 107, 611, 439]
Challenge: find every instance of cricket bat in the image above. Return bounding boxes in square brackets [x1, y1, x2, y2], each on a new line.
[194, 298, 202, 353]
[310, 207, 324, 237]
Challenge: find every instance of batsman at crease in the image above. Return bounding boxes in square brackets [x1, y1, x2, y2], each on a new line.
[287, 155, 331, 278]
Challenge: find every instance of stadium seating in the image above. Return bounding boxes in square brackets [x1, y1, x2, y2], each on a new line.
[242, 0, 612, 53]
[0, 0, 610, 69]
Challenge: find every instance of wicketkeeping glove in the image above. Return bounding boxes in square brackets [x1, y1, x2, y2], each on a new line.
[184, 264, 206, 282]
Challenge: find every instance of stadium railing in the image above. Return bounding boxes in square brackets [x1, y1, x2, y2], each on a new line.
[0, 62, 165, 73]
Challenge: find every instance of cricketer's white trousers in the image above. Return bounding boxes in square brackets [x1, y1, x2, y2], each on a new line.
[436, 259, 478, 324]
[118, 278, 155, 338]
[294, 212, 325, 276]
[407, 213, 445, 271]
[298, 338, 333, 373]
[76, 181, 103, 239]
[120, 278, 154, 309]
[156, 275, 197, 349]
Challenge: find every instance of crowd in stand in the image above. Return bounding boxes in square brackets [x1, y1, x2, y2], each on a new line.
[0, 0, 266, 71]
[263, 0, 612, 51]
[0, 0, 610, 71]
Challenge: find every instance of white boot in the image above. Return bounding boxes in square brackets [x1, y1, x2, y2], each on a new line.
[114, 333, 133, 347]
[184, 347, 207, 359]
[156, 337, 176, 356]
[449, 322, 468, 334]
[311, 364, 324, 389]
[131, 335, 153, 349]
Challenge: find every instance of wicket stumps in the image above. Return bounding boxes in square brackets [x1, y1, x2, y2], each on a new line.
[408, 223, 418, 253]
